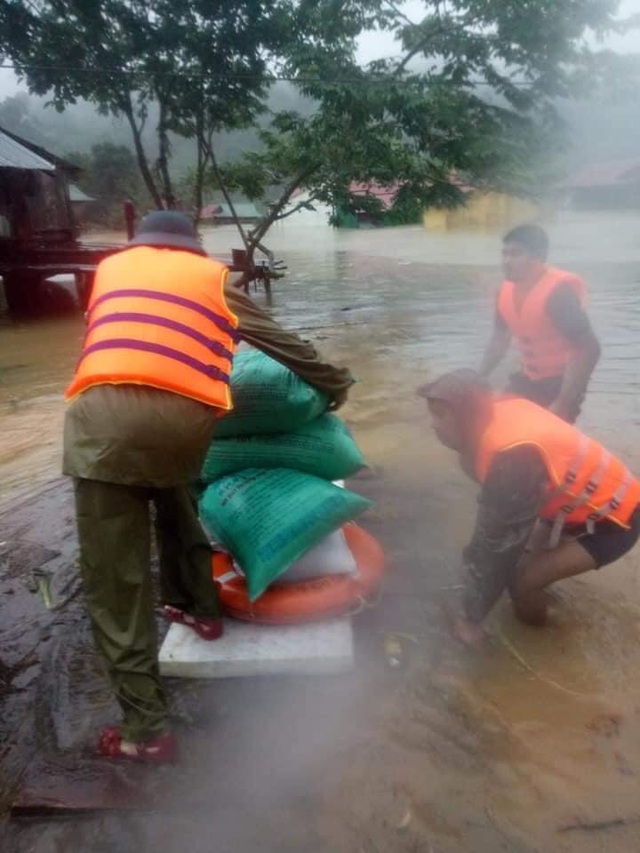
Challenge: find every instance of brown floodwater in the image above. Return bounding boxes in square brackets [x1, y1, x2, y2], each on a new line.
[1, 211, 640, 851]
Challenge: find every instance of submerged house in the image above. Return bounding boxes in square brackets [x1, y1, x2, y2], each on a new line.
[0, 125, 80, 244]
[69, 183, 96, 224]
[333, 182, 419, 229]
[334, 179, 541, 232]
[421, 172, 543, 232]
[558, 160, 640, 210]
[423, 190, 542, 232]
[0, 126, 119, 315]
[200, 200, 262, 225]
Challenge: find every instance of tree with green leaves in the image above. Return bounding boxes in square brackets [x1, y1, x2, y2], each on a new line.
[201, 0, 632, 270]
[0, 1, 292, 213]
[0, 0, 634, 268]
[0, 0, 393, 224]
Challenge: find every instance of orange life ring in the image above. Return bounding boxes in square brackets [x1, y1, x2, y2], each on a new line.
[212, 523, 384, 624]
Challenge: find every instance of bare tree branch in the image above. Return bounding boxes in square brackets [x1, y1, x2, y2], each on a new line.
[203, 135, 250, 253]
[274, 196, 319, 221]
[383, 0, 418, 28]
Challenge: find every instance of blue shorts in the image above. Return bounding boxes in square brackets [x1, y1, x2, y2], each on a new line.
[569, 506, 640, 568]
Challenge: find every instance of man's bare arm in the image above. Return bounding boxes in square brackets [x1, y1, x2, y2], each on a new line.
[549, 328, 600, 420]
[546, 285, 601, 420]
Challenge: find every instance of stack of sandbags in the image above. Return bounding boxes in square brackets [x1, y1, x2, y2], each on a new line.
[198, 349, 372, 602]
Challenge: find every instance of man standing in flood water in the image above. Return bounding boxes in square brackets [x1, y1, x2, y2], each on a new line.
[419, 370, 640, 648]
[63, 211, 353, 763]
[479, 224, 600, 422]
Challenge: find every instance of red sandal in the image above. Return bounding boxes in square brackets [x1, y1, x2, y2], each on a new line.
[98, 726, 178, 764]
[162, 605, 224, 641]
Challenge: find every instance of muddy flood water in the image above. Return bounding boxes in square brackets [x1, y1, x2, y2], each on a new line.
[1, 211, 640, 851]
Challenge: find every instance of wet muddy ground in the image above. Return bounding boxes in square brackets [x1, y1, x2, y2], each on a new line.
[2, 213, 640, 851]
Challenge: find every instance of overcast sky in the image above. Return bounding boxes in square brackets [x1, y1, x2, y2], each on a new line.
[1, 0, 639, 98]
[356, 0, 640, 62]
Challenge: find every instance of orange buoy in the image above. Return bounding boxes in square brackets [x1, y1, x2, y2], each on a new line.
[212, 523, 384, 624]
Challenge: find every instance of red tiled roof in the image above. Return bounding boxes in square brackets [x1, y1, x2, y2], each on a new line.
[200, 203, 223, 218]
[348, 176, 474, 208]
[348, 182, 398, 210]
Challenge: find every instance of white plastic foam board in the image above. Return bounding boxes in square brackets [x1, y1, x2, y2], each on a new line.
[158, 618, 354, 678]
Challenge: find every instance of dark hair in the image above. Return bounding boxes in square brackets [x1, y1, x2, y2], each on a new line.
[503, 224, 549, 261]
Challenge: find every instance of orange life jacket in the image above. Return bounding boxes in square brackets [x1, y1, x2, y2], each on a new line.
[65, 246, 239, 409]
[475, 397, 640, 546]
[497, 267, 587, 380]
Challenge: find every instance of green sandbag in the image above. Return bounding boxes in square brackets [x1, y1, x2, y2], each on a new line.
[202, 414, 365, 483]
[199, 469, 372, 601]
[215, 349, 329, 437]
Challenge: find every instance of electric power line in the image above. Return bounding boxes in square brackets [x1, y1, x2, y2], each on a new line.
[0, 62, 538, 88]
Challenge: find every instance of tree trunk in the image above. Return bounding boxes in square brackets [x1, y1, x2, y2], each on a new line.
[156, 101, 175, 208]
[206, 138, 250, 252]
[192, 106, 208, 228]
[122, 102, 163, 209]
[246, 164, 320, 260]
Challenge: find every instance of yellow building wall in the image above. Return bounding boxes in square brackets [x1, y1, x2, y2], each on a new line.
[423, 191, 548, 233]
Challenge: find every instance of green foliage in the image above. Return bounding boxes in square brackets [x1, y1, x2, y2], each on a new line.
[0, 0, 633, 255]
[0, 1, 294, 209]
[207, 0, 630, 253]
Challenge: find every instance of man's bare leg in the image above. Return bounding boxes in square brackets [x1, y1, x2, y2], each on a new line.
[510, 539, 597, 625]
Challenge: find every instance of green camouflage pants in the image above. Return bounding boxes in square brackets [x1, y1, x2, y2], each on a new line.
[73, 478, 220, 741]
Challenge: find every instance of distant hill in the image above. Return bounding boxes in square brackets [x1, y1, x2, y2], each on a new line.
[0, 82, 313, 176]
[2, 82, 639, 185]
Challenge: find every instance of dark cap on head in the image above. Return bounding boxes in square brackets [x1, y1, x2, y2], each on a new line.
[128, 210, 206, 255]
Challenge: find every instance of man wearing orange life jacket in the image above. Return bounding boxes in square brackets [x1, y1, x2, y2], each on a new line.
[63, 211, 354, 763]
[419, 370, 640, 649]
[479, 224, 600, 423]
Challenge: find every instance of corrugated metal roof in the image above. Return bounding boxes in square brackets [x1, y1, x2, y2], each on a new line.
[69, 183, 94, 202]
[219, 202, 261, 218]
[349, 175, 474, 210]
[201, 202, 261, 219]
[201, 202, 223, 218]
[0, 129, 55, 171]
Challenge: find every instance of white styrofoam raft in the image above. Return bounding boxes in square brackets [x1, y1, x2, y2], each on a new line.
[159, 617, 354, 678]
